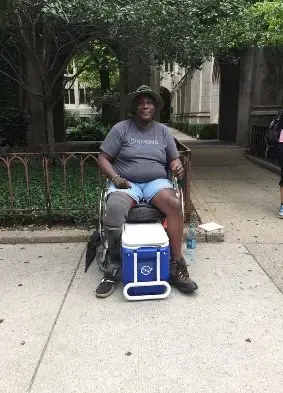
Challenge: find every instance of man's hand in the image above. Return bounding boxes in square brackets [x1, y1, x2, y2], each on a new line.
[170, 159, 184, 179]
[113, 176, 132, 189]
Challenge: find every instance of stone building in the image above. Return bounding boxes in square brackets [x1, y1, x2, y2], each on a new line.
[64, 64, 96, 120]
[168, 48, 283, 147]
[160, 60, 220, 125]
[236, 47, 283, 147]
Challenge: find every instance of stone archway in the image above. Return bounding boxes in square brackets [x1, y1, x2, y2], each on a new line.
[160, 86, 171, 124]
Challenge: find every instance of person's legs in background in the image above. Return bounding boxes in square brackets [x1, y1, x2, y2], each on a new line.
[279, 169, 283, 218]
[277, 143, 283, 218]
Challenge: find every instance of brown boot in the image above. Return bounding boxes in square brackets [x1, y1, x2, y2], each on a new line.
[169, 258, 198, 293]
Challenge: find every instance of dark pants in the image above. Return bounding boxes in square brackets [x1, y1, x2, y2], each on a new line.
[277, 143, 283, 186]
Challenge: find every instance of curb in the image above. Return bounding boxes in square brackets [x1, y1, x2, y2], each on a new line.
[244, 153, 281, 176]
[189, 183, 224, 243]
[0, 230, 92, 244]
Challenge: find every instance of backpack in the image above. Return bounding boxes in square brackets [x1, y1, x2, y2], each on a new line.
[265, 109, 283, 145]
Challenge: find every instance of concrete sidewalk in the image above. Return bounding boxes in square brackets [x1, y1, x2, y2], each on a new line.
[190, 143, 283, 293]
[1, 241, 283, 393]
[1, 136, 283, 393]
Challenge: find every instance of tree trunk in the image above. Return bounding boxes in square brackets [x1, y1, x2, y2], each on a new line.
[45, 102, 55, 154]
[52, 76, 66, 143]
[119, 62, 127, 120]
[99, 66, 110, 92]
[99, 65, 111, 125]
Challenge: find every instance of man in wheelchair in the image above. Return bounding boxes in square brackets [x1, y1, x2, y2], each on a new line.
[96, 85, 198, 297]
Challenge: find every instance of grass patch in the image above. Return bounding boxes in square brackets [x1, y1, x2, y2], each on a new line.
[0, 156, 101, 226]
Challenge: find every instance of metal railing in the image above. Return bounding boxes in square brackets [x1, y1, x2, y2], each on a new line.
[0, 152, 101, 225]
[0, 143, 192, 225]
[175, 139, 192, 221]
[249, 125, 268, 156]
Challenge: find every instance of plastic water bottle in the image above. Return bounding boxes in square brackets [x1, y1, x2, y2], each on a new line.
[186, 224, 196, 264]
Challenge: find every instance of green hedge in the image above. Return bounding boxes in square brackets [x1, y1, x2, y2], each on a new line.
[66, 118, 110, 141]
[172, 121, 218, 140]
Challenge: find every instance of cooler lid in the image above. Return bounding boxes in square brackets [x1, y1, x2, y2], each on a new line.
[122, 223, 169, 248]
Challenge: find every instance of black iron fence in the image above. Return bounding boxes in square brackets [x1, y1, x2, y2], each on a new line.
[249, 125, 268, 156]
[0, 142, 192, 225]
[0, 152, 102, 225]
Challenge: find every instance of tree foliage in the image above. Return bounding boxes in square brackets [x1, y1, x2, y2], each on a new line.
[74, 41, 119, 89]
[65, 0, 253, 68]
[0, 0, 110, 149]
[0, 0, 264, 148]
[244, 0, 283, 46]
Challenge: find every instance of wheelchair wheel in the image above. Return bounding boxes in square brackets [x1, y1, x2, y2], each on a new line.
[98, 183, 107, 248]
[179, 187, 185, 217]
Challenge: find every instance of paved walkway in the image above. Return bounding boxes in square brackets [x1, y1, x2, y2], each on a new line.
[1, 134, 283, 393]
[190, 142, 283, 293]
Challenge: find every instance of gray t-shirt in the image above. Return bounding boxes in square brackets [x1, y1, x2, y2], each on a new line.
[100, 119, 179, 182]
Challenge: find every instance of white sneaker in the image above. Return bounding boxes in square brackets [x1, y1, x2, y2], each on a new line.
[279, 205, 283, 218]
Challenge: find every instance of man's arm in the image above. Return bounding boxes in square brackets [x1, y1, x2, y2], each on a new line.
[98, 152, 131, 189]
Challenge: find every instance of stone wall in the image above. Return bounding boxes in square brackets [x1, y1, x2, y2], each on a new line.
[161, 60, 219, 124]
[236, 48, 283, 147]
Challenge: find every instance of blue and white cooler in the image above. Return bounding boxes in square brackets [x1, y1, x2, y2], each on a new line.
[121, 222, 171, 301]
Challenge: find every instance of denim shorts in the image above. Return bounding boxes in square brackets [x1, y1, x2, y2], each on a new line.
[107, 178, 173, 203]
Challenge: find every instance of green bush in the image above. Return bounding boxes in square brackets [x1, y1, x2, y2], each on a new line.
[0, 108, 29, 147]
[65, 110, 81, 128]
[172, 121, 218, 139]
[0, 60, 29, 147]
[66, 119, 110, 141]
[186, 124, 197, 137]
[87, 88, 120, 126]
[198, 124, 218, 140]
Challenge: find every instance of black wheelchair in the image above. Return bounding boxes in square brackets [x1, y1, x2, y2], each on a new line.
[93, 175, 184, 273]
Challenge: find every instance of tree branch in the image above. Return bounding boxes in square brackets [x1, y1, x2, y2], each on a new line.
[52, 87, 65, 109]
[32, 13, 42, 52]
[0, 51, 30, 87]
[63, 56, 93, 90]
[46, 40, 75, 75]
[0, 69, 43, 100]
[50, 55, 72, 92]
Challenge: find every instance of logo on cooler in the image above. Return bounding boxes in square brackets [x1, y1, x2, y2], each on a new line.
[140, 266, 153, 275]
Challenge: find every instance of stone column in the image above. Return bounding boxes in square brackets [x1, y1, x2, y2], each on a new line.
[236, 48, 255, 146]
[210, 61, 220, 124]
[183, 76, 192, 121]
[218, 61, 240, 141]
[190, 69, 201, 123]
[198, 62, 213, 124]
